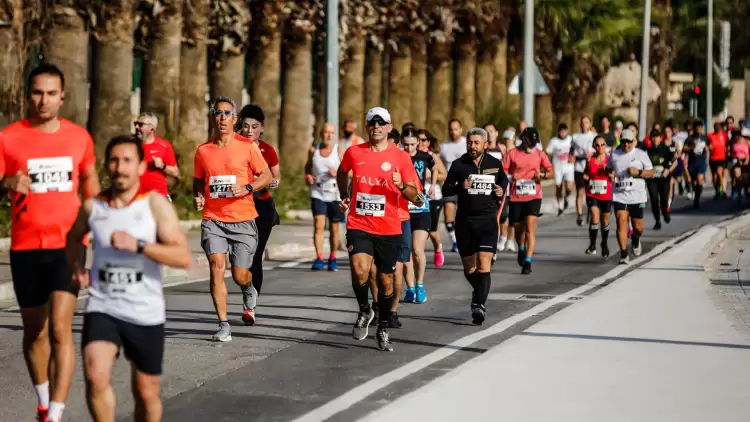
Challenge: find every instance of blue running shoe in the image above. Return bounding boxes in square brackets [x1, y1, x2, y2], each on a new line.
[311, 258, 325, 271]
[403, 287, 416, 303]
[451, 242, 459, 252]
[327, 258, 339, 272]
[415, 284, 427, 304]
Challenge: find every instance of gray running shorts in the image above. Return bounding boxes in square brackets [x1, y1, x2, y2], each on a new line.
[200, 220, 258, 269]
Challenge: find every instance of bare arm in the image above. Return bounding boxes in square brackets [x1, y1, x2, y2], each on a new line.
[146, 194, 191, 268]
[270, 164, 281, 187]
[163, 164, 179, 178]
[304, 147, 315, 176]
[80, 163, 101, 199]
[337, 165, 350, 199]
[65, 200, 93, 275]
[432, 155, 448, 183]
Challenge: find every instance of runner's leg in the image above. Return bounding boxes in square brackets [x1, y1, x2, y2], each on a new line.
[251, 214, 273, 294]
[132, 368, 161, 422]
[82, 341, 118, 421]
[588, 205, 601, 253]
[411, 230, 428, 286]
[615, 209, 629, 261]
[48, 291, 77, 408]
[312, 215, 326, 268]
[208, 254, 229, 321]
[601, 210, 611, 257]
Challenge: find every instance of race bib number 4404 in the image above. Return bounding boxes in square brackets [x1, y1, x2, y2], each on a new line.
[27, 157, 73, 193]
[468, 174, 495, 195]
[355, 193, 386, 217]
[208, 175, 237, 199]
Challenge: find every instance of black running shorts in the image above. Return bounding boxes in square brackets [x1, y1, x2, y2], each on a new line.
[428, 200, 443, 232]
[574, 171, 587, 190]
[586, 197, 612, 212]
[410, 212, 431, 233]
[456, 216, 499, 258]
[613, 201, 645, 219]
[509, 199, 542, 224]
[11, 248, 83, 308]
[346, 229, 400, 274]
[82, 312, 165, 375]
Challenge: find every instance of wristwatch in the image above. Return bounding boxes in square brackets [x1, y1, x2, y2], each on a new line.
[136, 239, 146, 254]
[398, 183, 407, 192]
[245, 184, 254, 194]
[637, 169, 643, 177]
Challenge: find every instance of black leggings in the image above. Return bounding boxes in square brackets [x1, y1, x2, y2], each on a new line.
[646, 178, 670, 221]
[252, 197, 280, 294]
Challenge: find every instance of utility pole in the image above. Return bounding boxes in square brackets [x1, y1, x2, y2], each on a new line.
[325, 0, 339, 138]
[706, 0, 713, 130]
[638, 0, 652, 140]
[523, 0, 534, 126]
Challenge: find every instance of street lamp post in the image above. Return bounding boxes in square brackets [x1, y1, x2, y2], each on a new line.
[325, 0, 339, 138]
[638, 0, 652, 140]
[523, 0, 534, 126]
[706, 0, 713, 130]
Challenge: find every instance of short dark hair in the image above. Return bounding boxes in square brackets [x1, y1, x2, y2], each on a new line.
[401, 122, 417, 133]
[402, 127, 419, 139]
[557, 123, 568, 131]
[388, 129, 401, 144]
[105, 135, 144, 162]
[26, 62, 66, 94]
[694, 121, 704, 128]
[448, 118, 462, 127]
[626, 121, 639, 130]
[238, 104, 265, 123]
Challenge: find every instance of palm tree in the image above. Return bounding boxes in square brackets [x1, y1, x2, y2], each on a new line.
[140, 0, 182, 138]
[364, 45, 384, 112]
[452, 2, 479, 129]
[249, 0, 283, 148]
[385, 0, 421, 130]
[208, 0, 250, 107]
[410, 32, 428, 128]
[89, 0, 137, 155]
[338, 0, 375, 130]
[42, 0, 89, 127]
[425, 0, 457, 139]
[475, 0, 513, 117]
[0, 0, 25, 128]
[279, 1, 322, 168]
[176, 0, 209, 179]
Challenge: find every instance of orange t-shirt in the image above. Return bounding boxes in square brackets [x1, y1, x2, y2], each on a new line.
[194, 133, 269, 222]
[0, 119, 96, 250]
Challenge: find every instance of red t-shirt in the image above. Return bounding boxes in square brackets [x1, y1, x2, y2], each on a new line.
[340, 143, 419, 235]
[586, 155, 612, 201]
[708, 132, 727, 161]
[0, 119, 96, 250]
[139, 136, 177, 196]
[253, 138, 279, 200]
[503, 147, 553, 202]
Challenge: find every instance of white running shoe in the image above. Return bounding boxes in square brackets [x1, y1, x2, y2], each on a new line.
[497, 237, 507, 252]
[506, 240, 518, 252]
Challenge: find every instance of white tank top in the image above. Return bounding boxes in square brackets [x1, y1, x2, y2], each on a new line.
[86, 193, 164, 326]
[310, 144, 341, 202]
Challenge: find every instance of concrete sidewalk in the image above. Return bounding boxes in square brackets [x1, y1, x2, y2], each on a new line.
[363, 213, 750, 422]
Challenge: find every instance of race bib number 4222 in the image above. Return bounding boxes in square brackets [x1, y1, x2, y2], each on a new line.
[27, 157, 74, 193]
[208, 175, 237, 199]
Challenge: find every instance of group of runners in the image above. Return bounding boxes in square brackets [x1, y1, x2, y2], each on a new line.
[3, 62, 750, 421]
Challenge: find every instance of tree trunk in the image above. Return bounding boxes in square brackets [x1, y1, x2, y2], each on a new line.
[410, 35, 427, 129]
[381, 49, 391, 109]
[745, 69, 750, 121]
[364, 45, 383, 113]
[426, 40, 452, 139]
[492, 36, 508, 103]
[89, 0, 136, 156]
[0, 0, 24, 128]
[141, 0, 182, 138]
[43, 3, 88, 127]
[210, 53, 245, 109]
[388, 44, 411, 129]
[340, 34, 365, 130]
[312, 42, 326, 144]
[280, 36, 313, 169]
[454, 37, 476, 129]
[177, 0, 209, 180]
[476, 43, 494, 118]
[251, 2, 282, 149]
[535, 95, 553, 147]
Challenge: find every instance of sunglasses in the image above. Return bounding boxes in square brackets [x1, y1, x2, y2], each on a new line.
[419, 137, 429, 142]
[367, 117, 388, 127]
[133, 121, 151, 127]
[594, 143, 606, 148]
[213, 110, 234, 117]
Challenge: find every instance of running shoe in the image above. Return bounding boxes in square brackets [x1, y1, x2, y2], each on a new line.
[619, 250, 629, 265]
[517, 248, 527, 267]
[389, 313, 402, 329]
[376, 327, 394, 351]
[471, 304, 486, 325]
[654, 221, 662, 231]
[687, 191, 694, 200]
[492, 253, 497, 264]
[451, 242, 459, 253]
[311, 258, 325, 271]
[352, 306, 375, 340]
[242, 307, 256, 326]
[576, 216, 583, 227]
[497, 237, 507, 252]
[37, 405, 47, 422]
[601, 243, 610, 258]
[415, 284, 427, 304]
[212, 321, 232, 342]
[403, 287, 416, 303]
[327, 258, 339, 272]
[632, 238, 643, 256]
[506, 240, 518, 252]
[586, 247, 597, 255]
[434, 250, 445, 267]
[557, 208, 564, 216]
[564, 198, 570, 209]
[521, 261, 532, 275]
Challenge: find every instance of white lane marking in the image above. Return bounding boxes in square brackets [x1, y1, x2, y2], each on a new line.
[277, 259, 310, 269]
[289, 229, 697, 422]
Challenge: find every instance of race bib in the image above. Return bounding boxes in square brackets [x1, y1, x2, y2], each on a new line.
[615, 176, 634, 192]
[694, 141, 706, 155]
[208, 175, 236, 199]
[468, 174, 495, 195]
[355, 193, 385, 217]
[654, 165, 665, 177]
[97, 259, 144, 298]
[318, 180, 337, 193]
[589, 179, 608, 195]
[408, 193, 428, 212]
[556, 152, 569, 162]
[515, 179, 537, 196]
[27, 157, 73, 193]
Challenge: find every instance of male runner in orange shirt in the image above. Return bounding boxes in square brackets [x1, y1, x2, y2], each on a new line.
[0, 63, 100, 422]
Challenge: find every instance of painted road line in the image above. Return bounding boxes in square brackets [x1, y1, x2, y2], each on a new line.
[289, 228, 698, 422]
[277, 259, 311, 269]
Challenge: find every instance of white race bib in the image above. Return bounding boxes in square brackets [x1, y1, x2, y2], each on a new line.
[355, 193, 385, 217]
[209, 175, 237, 199]
[27, 157, 73, 193]
[468, 174, 495, 195]
[694, 141, 706, 155]
[515, 179, 537, 196]
[97, 259, 144, 298]
[318, 180, 337, 193]
[654, 165, 665, 177]
[589, 179, 608, 195]
[615, 176, 634, 192]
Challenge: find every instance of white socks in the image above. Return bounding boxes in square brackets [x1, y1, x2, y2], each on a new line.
[34, 381, 49, 408]
[47, 401, 65, 421]
[448, 230, 457, 244]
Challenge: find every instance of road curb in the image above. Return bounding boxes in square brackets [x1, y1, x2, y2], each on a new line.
[702, 210, 750, 268]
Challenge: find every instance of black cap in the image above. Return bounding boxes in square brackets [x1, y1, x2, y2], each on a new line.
[521, 127, 540, 146]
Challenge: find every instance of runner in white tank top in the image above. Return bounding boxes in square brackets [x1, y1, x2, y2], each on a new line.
[65, 135, 190, 422]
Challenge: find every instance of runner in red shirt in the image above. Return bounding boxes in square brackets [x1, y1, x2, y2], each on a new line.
[337, 107, 420, 351]
[0, 63, 100, 422]
[708, 122, 728, 198]
[237, 104, 281, 297]
[503, 127, 553, 275]
[583, 136, 613, 258]
[134, 112, 179, 198]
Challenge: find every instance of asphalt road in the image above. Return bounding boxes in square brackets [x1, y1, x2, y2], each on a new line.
[0, 187, 743, 422]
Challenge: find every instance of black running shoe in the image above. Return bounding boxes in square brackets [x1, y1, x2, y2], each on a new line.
[376, 327, 394, 351]
[654, 221, 662, 230]
[389, 312, 402, 329]
[601, 243, 610, 258]
[517, 248, 526, 267]
[576, 216, 583, 227]
[664, 212, 671, 224]
[471, 304, 486, 325]
[521, 261, 532, 275]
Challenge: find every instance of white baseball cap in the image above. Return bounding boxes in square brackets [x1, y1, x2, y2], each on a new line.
[621, 129, 635, 141]
[365, 107, 391, 123]
[502, 130, 515, 140]
[615, 120, 624, 129]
